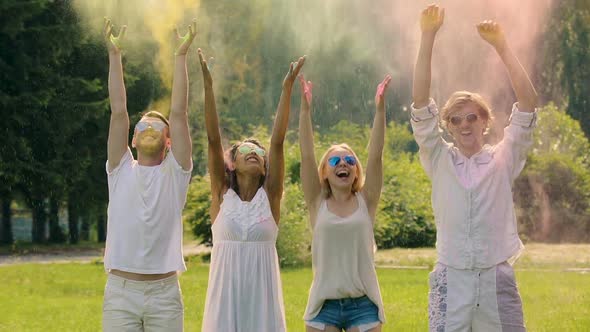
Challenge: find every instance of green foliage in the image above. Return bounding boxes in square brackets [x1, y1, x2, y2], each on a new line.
[514, 104, 590, 242]
[184, 175, 213, 245]
[386, 121, 419, 155]
[276, 182, 312, 267]
[376, 153, 436, 248]
[377, 123, 434, 249]
[0, 0, 166, 243]
[530, 103, 590, 165]
[542, 0, 590, 137]
[321, 120, 369, 155]
[515, 155, 590, 243]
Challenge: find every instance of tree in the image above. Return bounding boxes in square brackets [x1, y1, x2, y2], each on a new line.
[541, 0, 590, 137]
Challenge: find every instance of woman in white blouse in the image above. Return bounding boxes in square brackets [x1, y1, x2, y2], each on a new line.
[411, 5, 538, 331]
[298, 73, 391, 332]
[198, 49, 305, 332]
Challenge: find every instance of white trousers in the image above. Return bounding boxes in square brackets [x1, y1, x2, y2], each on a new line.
[428, 262, 525, 332]
[102, 273, 184, 332]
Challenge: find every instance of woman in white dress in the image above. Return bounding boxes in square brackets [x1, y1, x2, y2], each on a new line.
[198, 49, 305, 332]
[298, 74, 391, 332]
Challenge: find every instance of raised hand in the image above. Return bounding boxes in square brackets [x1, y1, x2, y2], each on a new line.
[375, 75, 392, 110]
[198, 48, 213, 87]
[103, 17, 126, 54]
[174, 19, 197, 56]
[283, 56, 306, 90]
[420, 4, 445, 34]
[298, 74, 313, 109]
[477, 20, 507, 50]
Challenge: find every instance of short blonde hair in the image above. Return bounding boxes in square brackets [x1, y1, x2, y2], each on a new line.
[441, 91, 494, 133]
[141, 110, 170, 127]
[318, 143, 364, 198]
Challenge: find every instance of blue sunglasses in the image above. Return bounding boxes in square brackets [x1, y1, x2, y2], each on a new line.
[135, 121, 167, 132]
[328, 155, 357, 167]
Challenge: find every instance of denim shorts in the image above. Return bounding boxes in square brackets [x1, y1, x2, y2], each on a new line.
[306, 295, 380, 331]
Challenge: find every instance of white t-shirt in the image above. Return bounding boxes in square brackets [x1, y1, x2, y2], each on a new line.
[104, 148, 192, 274]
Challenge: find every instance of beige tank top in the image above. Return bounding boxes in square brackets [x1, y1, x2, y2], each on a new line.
[303, 192, 385, 323]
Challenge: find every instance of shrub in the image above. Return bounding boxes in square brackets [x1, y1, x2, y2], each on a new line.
[375, 153, 435, 248]
[276, 182, 312, 267]
[514, 103, 590, 242]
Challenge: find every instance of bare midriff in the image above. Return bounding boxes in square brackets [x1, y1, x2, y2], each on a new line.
[110, 269, 177, 281]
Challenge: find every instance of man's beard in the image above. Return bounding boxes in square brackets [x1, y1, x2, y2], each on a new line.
[136, 138, 166, 156]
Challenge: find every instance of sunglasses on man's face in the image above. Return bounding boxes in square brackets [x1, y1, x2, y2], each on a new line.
[238, 145, 266, 157]
[328, 155, 357, 167]
[449, 113, 479, 126]
[135, 121, 167, 132]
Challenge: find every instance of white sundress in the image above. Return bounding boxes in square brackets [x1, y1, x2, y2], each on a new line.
[201, 187, 286, 332]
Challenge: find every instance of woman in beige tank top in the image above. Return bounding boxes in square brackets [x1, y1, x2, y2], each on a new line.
[298, 73, 391, 332]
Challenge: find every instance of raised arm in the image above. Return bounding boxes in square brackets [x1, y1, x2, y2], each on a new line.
[104, 18, 130, 172]
[198, 49, 225, 220]
[298, 74, 322, 224]
[477, 21, 538, 112]
[410, 6, 447, 178]
[412, 5, 444, 108]
[266, 56, 306, 223]
[169, 20, 197, 171]
[363, 75, 391, 219]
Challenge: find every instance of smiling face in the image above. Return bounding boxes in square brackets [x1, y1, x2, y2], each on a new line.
[319, 144, 364, 197]
[132, 116, 170, 157]
[447, 102, 487, 157]
[232, 141, 267, 177]
[442, 91, 493, 158]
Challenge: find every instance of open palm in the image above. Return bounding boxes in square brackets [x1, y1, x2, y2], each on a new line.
[103, 18, 126, 54]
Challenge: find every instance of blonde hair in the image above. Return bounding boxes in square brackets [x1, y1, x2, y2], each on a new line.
[441, 91, 494, 133]
[318, 143, 364, 198]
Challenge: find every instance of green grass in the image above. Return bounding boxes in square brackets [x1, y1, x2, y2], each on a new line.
[375, 243, 590, 270]
[0, 260, 588, 331]
[0, 240, 104, 256]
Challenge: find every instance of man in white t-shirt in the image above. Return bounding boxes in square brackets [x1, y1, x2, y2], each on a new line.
[102, 18, 195, 331]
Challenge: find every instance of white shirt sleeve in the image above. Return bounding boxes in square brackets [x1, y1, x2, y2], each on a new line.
[106, 147, 133, 176]
[409, 99, 448, 178]
[494, 103, 537, 181]
[106, 148, 133, 194]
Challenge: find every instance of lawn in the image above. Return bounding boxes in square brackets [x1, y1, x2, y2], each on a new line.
[0, 255, 588, 331]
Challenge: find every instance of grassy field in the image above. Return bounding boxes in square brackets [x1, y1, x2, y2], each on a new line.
[375, 243, 590, 270]
[1, 249, 589, 332]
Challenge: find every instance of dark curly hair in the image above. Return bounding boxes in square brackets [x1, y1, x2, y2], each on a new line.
[225, 138, 268, 196]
